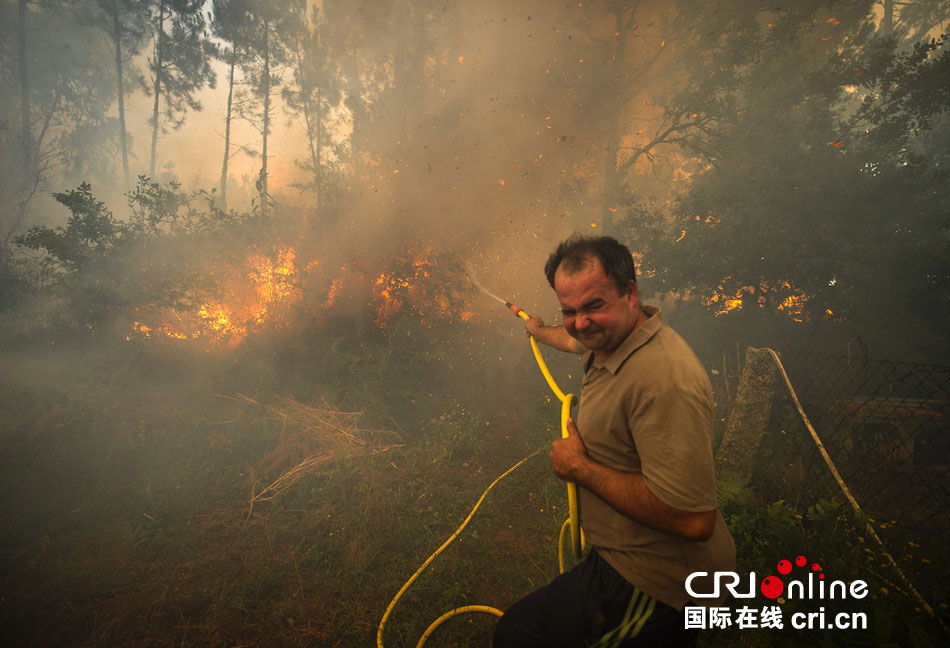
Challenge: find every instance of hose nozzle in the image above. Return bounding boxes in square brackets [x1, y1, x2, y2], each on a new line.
[506, 302, 527, 319]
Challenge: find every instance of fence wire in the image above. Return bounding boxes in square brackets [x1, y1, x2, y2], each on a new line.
[718, 349, 950, 621]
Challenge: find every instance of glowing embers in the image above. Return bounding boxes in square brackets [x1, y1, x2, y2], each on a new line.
[126, 244, 302, 345]
[129, 321, 189, 340]
[370, 248, 444, 328]
[323, 273, 346, 309]
[703, 282, 757, 315]
[372, 268, 412, 327]
[776, 292, 809, 321]
[247, 246, 299, 320]
[332, 247, 468, 330]
[703, 280, 821, 322]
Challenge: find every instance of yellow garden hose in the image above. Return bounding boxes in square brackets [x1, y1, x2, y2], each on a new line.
[377, 452, 538, 648]
[508, 302, 584, 561]
[377, 302, 584, 648]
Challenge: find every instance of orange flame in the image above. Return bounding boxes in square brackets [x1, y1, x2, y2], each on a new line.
[775, 282, 809, 322]
[702, 281, 753, 315]
[365, 248, 462, 328]
[703, 279, 820, 322]
[127, 245, 302, 346]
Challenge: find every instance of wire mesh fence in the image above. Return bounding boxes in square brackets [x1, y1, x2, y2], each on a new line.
[779, 353, 948, 605]
[713, 348, 950, 627]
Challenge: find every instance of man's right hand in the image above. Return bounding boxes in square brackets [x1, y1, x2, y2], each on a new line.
[524, 314, 546, 338]
[523, 314, 585, 354]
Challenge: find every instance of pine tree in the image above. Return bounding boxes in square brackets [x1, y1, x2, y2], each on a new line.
[147, 0, 217, 178]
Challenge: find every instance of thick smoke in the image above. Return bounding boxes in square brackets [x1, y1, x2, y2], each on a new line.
[1, 1, 948, 644]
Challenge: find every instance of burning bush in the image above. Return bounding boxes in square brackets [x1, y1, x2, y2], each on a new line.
[10, 179, 306, 349]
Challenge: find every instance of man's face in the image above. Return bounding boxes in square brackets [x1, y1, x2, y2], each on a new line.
[554, 256, 640, 354]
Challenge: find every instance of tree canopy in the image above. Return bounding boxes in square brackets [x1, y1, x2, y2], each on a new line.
[1, 0, 947, 359]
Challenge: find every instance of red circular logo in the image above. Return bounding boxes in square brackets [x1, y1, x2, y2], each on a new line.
[760, 576, 785, 599]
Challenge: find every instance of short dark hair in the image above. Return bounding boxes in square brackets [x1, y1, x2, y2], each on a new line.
[544, 234, 637, 293]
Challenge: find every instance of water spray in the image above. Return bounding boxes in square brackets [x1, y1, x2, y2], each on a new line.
[468, 265, 582, 553]
[464, 262, 508, 306]
[378, 277, 585, 648]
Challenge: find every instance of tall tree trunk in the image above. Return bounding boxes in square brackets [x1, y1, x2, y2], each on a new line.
[221, 50, 236, 209]
[260, 19, 270, 218]
[882, 0, 894, 34]
[112, 0, 130, 187]
[602, 125, 621, 234]
[149, 0, 166, 178]
[293, 30, 321, 216]
[313, 87, 322, 214]
[299, 85, 322, 215]
[17, 0, 32, 179]
[600, 5, 632, 234]
[345, 49, 363, 187]
[9, 1, 38, 250]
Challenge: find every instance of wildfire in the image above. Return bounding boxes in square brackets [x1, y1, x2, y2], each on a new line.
[372, 271, 409, 326]
[127, 243, 472, 346]
[370, 249, 451, 328]
[197, 304, 243, 337]
[703, 283, 756, 315]
[126, 244, 302, 346]
[324, 271, 346, 309]
[775, 283, 809, 322]
[246, 246, 300, 323]
[704, 280, 819, 322]
[130, 321, 189, 340]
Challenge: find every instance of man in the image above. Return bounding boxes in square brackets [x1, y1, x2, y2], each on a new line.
[493, 235, 735, 647]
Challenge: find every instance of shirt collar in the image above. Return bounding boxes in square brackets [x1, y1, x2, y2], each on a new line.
[584, 305, 663, 375]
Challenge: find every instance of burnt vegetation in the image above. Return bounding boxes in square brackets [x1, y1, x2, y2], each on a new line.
[1, 0, 949, 646]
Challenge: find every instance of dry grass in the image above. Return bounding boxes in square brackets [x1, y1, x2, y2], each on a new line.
[232, 394, 403, 520]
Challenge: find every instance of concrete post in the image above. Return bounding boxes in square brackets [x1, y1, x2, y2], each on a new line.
[716, 347, 777, 483]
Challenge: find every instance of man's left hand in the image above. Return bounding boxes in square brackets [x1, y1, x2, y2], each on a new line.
[551, 417, 590, 482]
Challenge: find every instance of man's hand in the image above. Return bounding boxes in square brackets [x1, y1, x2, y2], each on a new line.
[524, 314, 546, 338]
[550, 418, 590, 481]
[553, 418, 717, 541]
[523, 314, 585, 354]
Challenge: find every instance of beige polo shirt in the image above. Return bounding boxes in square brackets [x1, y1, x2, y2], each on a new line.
[576, 305, 735, 610]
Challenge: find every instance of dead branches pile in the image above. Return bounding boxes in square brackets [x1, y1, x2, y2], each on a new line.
[235, 394, 401, 520]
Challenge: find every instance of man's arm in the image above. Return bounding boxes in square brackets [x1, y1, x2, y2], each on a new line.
[551, 419, 716, 541]
[524, 314, 585, 354]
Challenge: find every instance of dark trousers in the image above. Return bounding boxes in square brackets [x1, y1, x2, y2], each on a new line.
[493, 550, 698, 647]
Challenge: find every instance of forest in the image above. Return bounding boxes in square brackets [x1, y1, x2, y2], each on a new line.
[1, 0, 948, 646]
